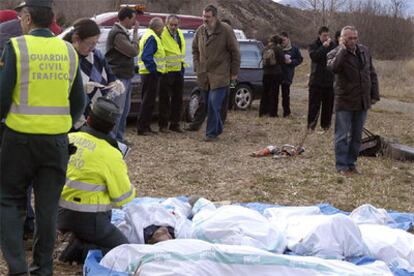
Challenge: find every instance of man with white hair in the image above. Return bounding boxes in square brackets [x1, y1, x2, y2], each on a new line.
[137, 17, 165, 135]
[327, 26, 379, 176]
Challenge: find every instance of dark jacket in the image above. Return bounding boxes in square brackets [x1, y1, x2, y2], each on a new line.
[327, 44, 380, 111]
[192, 21, 240, 90]
[308, 38, 336, 88]
[263, 44, 284, 76]
[281, 44, 303, 84]
[0, 19, 22, 55]
[105, 23, 138, 79]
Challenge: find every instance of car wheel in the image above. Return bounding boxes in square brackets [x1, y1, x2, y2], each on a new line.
[185, 89, 228, 124]
[234, 84, 253, 110]
[186, 89, 203, 123]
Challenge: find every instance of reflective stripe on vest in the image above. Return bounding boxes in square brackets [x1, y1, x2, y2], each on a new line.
[59, 198, 113, 212]
[161, 28, 186, 72]
[6, 35, 78, 134]
[138, 29, 166, 74]
[65, 179, 108, 192]
[111, 187, 134, 203]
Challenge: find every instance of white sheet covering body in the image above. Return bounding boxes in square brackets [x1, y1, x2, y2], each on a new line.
[359, 222, 414, 272]
[191, 198, 286, 253]
[100, 239, 392, 276]
[350, 204, 396, 225]
[118, 198, 192, 244]
[264, 207, 369, 259]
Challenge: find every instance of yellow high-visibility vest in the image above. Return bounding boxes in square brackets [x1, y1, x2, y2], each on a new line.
[161, 27, 186, 72]
[6, 35, 78, 134]
[138, 29, 166, 74]
[59, 132, 135, 212]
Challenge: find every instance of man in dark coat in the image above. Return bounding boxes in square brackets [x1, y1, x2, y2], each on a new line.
[280, 32, 303, 117]
[327, 26, 379, 176]
[307, 26, 336, 131]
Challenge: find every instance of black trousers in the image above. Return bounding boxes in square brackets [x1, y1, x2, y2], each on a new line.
[57, 208, 128, 262]
[137, 73, 160, 132]
[0, 127, 69, 275]
[159, 73, 184, 128]
[307, 85, 334, 130]
[280, 83, 291, 117]
[259, 74, 282, 117]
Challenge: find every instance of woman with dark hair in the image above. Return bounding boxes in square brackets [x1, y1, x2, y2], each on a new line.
[63, 18, 124, 129]
[259, 34, 285, 117]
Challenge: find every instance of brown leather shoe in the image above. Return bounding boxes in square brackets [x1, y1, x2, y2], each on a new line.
[349, 167, 361, 175]
[338, 169, 353, 177]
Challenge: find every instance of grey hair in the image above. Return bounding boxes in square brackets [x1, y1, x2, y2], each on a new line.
[149, 17, 164, 30]
[341, 26, 358, 36]
[166, 14, 179, 23]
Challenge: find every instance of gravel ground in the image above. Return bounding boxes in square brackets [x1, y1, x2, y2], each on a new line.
[1, 88, 413, 275]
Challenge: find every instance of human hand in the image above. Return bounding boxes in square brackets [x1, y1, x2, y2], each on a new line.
[339, 36, 346, 49]
[371, 98, 379, 105]
[230, 74, 237, 80]
[85, 81, 104, 94]
[323, 38, 331, 48]
[107, 80, 125, 96]
[284, 54, 292, 64]
[133, 21, 139, 32]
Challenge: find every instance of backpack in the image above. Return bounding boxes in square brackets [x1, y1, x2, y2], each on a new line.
[263, 47, 277, 66]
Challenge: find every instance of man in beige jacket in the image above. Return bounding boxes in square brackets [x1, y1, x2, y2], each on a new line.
[192, 4, 240, 142]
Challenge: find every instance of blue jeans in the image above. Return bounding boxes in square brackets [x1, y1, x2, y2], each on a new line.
[112, 78, 132, 141]
[335, 110, 367, 171]
[205, 87, 228, 138]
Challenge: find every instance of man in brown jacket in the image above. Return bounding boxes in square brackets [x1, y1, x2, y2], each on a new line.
[327, 26, 379, 176]
[192, 4, 240, 141]
[106, 7, 139, 142]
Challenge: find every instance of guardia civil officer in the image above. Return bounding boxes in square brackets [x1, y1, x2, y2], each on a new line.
[0, 0, 85, 274]
[57, 97, 136, 264]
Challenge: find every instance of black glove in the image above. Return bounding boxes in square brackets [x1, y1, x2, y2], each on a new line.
[68, 143, 77, 155]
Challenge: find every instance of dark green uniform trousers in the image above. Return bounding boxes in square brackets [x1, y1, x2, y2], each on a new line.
[0, 127, 69, 275]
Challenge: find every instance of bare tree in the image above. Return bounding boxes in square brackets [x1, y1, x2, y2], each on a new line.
[389, 0, 408, 18]
[297, 0, 345, 25]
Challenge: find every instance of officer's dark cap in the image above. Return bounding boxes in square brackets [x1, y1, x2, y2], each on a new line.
[15, 0, 53, 11]
[90, 97, 121, 125]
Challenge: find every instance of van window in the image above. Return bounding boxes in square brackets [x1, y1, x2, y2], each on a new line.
[240, 42, 262, 69]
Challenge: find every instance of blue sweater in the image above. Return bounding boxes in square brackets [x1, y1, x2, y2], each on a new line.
[141, 36, 157, 74]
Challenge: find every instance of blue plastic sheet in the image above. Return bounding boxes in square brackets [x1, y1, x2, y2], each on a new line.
[84, 197, 414, 276]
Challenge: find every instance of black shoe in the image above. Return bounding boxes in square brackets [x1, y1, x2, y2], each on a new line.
[159, 126, 170, 133]
[169, 125, 185, 133]
[184, 125, 199, 131]
[147, 127, 158, 134]
[204, 136, 219, 142]
[58, 233, 85, 264]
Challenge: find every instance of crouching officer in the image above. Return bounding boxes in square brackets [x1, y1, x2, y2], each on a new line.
[0, 0, 85, 274]
[57, 97, 136, 264]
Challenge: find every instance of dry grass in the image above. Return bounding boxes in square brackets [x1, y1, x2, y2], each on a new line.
[1, 54, 413, 275]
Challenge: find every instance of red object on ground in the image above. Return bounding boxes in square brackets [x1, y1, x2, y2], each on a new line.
[0, 10, 18, 23]
[94, 11, 203, 30]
